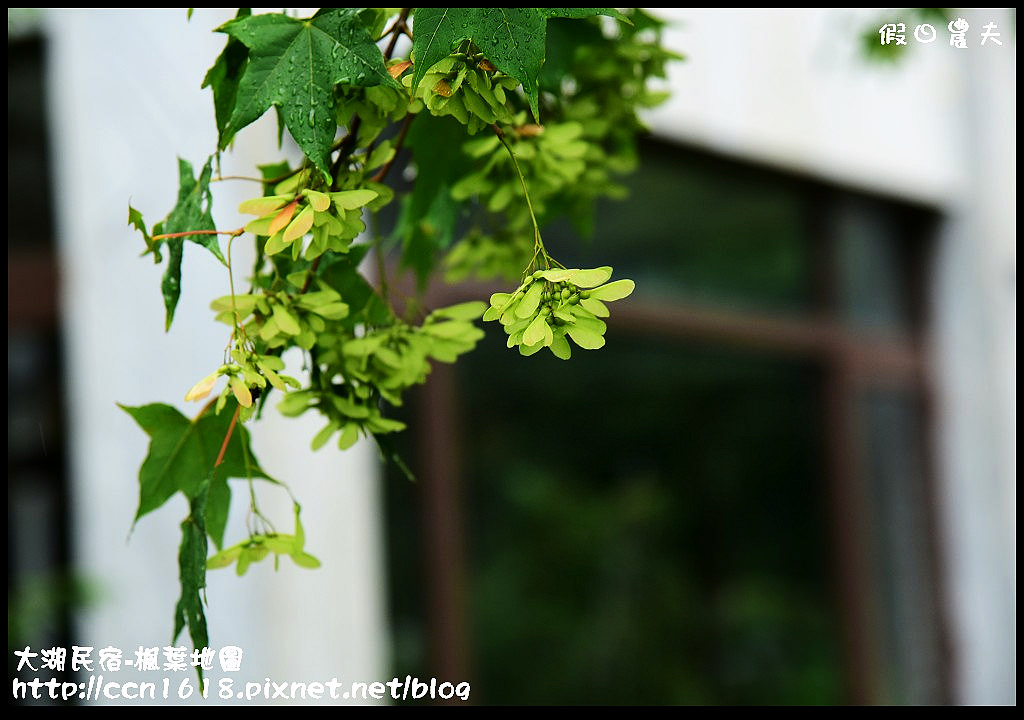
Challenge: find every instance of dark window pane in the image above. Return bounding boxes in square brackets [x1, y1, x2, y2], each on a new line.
[548, 143, 815, 315]
[858, 389, 945, 703]
[832, 196, 910, 333]
[386, 327, 846, 705]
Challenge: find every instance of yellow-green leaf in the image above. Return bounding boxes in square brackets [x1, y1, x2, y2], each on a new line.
[291, 552, 321, 569]
[207, 545, 242, 569]
[268, 198, 299, 235]
[271, 303, 301, 335]
[429, 300, 487, 322]
[338, 422, 360, 449]
[265, 231, 288, 255]
[567, 325, 606, 350]
[185, 371, 220, 402]
[590, 279, 635, 302]
[571, 266, 613, 288]
[238, 194, 293, 216]
[330, 188, 378, 211]
[523, 314, 548, 346]
[516, 281, 544, 319]
[283, 204, 315, 244]
[229, 376, 253, 407]
[550, 333, 572, 360]
[303, 189, 331, 212]
[579, 297, 609, 317]
[519, 341, 545, 356]
[244, 215, 275, 236]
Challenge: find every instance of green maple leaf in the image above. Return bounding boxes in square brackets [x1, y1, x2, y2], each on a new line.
[128, 204, 157, 260]
[202, 8, 251, 147]
[120, 400, 272, 550]
[411, 8, 627, 120]
[151, 156, 222, 331]
[218, 8, 400, 177]
[173, 475, 210, 679]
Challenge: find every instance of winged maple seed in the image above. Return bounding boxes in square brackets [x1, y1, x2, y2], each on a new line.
[184, 371, 219, 402]
[483, 266, 635, 359]
[239, 180, 378, 259]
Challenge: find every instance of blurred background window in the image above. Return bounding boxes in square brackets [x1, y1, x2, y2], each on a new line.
[385, 139, 947, 705]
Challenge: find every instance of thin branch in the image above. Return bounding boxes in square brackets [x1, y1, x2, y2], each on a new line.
[217, 159, 310, 187]
[330, 131, 356, 153]
[371, 111, 415, 184]
[152, 227, 244, 242]
[330, 116, 363, 190]
[382, 9, 412, 59]
[300, 256, 324, 295]
[212, 175, 273, 184]
[215, 404, 242, 467]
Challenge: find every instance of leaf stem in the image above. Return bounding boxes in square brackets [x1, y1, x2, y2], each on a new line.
[371, 112, 414, 184]
[225, 234, 254, 353]
[214, 404, 241, 468]
[240, 422, 271, 534]
[492, 123, 550, 270]
[227, 234, 238, 319]
[211, 175, 273, 184]
[300, 257, 323, 295]
[151, 227, 244, 242]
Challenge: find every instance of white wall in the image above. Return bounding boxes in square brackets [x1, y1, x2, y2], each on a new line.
[46, 9, 388, 704]
[644, 8, 1015, 705]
